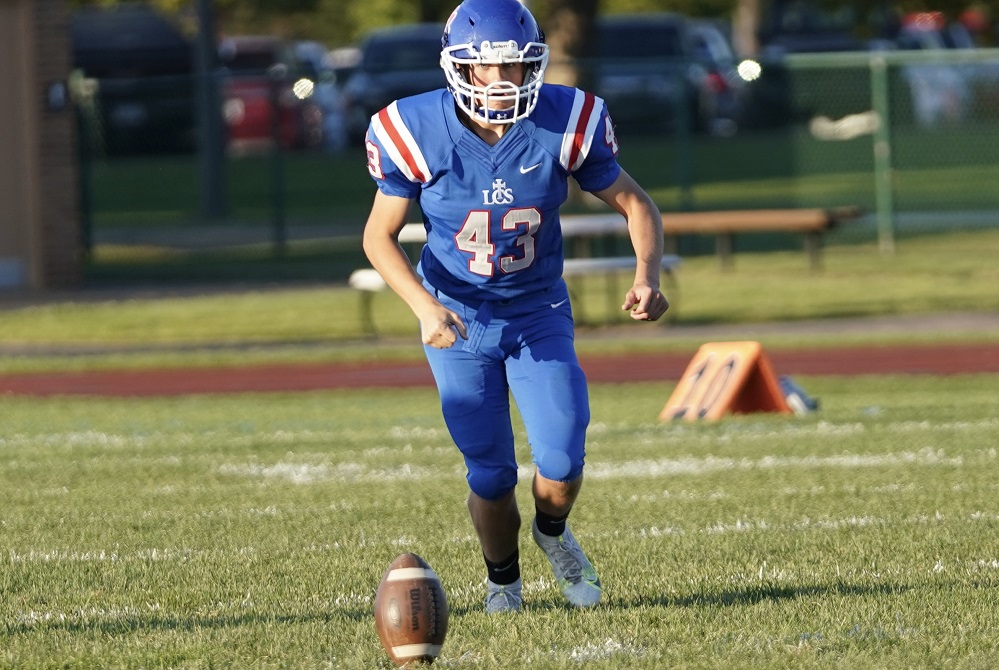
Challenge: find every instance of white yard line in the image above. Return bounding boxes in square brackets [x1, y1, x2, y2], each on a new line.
[209, 444, 989, 485]
[585, 448, 973, 479]
[3, 418, 997, 452]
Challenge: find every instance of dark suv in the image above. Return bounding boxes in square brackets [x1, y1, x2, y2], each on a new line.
[71, 4, 195, 155]
[340, 23, 447, 145]
[590, 13, 741, 136]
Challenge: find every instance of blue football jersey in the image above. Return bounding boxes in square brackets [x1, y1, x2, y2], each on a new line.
[365, 84, 622, 302]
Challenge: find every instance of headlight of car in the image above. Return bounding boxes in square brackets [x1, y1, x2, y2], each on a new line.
[292, 78, 315, 100]
[223, 98, 245, 124]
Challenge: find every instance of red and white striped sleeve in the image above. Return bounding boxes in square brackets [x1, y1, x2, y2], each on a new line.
[369, 101, 432, 184]
[558, 90, 606, 173]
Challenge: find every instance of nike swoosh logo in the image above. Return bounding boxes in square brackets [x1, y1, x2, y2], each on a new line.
[550, 298, 569, 309]
[520, 163, 542, 174]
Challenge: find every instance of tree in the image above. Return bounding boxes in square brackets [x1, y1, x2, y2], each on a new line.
[68, 0, 999, 51]
[732, 0, 760, 57]
[536, 0, 599, 88]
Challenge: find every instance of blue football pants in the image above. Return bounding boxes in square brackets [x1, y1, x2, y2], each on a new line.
[423, 280, 590, 501]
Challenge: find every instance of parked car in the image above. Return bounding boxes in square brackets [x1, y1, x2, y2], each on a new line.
[904, 13, 999, 123]
[756, 0, 866, 58]
[340, 23, 447, 145]
[689, 20, 752, 136]
[294, 40, 349, 151]
[218, 35, 323, 153]
[71, 4, 195, 155]
[328, 46, 361, 88]
[863, 13, 980, 129]
[590, 13, 742, 136]
[893, 23, 972, 128]
[736, 1, 868, 132]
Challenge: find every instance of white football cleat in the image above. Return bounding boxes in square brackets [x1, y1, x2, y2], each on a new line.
[485, 577, 523, 614]
[531, 520, 601, 607]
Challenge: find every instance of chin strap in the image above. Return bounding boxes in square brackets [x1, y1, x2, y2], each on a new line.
[474, 105, 515, 122]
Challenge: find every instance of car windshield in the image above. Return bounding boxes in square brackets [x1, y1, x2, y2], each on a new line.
[225, 51, 280, 73]
[692, 27, 734, 65]
[364, 36, 442, 73]
[598, 24, 684, 60]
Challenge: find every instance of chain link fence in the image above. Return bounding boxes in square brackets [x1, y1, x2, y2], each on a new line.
[74, 46, 999, 282]
[778, 49, 999, 248]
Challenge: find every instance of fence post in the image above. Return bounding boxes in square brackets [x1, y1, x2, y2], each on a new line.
[195, 0, 227, 219]
[269, 67, 287, 256]
[869, 54, 895, 255]
[673, 68, 695, 212]
[72, 71, 94, 255]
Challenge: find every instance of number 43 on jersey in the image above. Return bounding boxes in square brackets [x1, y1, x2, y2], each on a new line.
[455, 208, 541, 276]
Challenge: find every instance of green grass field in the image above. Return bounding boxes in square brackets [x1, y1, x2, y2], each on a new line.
[2, 228, 998, 376]
[2, 226, 998, 667]
[2, 374, 997, 668]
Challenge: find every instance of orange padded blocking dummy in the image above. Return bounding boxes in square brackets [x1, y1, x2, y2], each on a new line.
[660, 341, 791, 421]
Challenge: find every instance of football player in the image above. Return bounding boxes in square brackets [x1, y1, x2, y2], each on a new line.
[362, 0, 669, 613]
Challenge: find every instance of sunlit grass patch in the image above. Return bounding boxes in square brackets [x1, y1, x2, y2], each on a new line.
[1, 376, 997, 668]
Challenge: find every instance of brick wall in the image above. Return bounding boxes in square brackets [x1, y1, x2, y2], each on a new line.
[32, 0, 82, 289]
[0, 0, 81, 290]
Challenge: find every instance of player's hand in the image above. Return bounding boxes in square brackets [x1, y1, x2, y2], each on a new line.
[622, 283, 670, 322]
[419, 305, 468, 348]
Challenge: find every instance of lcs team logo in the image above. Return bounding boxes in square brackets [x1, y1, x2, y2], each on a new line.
[482, 178, 514, 205]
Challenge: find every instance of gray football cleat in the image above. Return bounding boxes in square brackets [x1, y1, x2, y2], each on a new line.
[531, 520, 601, 607]
[485, 577, 523, 614]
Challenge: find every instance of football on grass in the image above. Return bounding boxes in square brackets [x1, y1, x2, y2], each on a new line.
[374, 553, 449, 666]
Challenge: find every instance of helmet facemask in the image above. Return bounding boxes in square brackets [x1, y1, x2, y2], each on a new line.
[441, 38, 548, 124]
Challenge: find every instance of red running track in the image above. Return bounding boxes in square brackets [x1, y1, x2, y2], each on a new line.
[1, 343, 997, 397]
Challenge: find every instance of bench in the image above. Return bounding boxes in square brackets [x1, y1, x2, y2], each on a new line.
[561, 207, 862, 272]
[348, 254, 681, 335]
[662, 207, 862, 271]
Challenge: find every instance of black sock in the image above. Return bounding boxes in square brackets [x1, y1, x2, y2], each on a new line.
[535, 507, 568, 537]
[484, 549, 520, 585]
